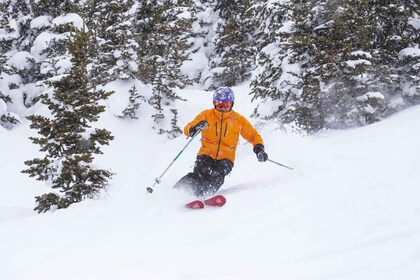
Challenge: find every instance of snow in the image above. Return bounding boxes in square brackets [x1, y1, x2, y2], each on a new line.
[1, 82, 420, 279]
[28, 14, 84, 56]
[51, 13, 84, 30]
[408, 17, 420, 30]
[198, 7, 214, 24]
[389, 95, 405, 109]
[399, 47, 420, 59]
[0, 18, 19, 40]
[104, 79, 152, 117]
[30, 16, 52, 30]
[7, 51, 35, 70]
[0, 98, 7, 111]
[356, 91, 385, 102]
[31, 32, 65, 56]
[278, 20, 294, 33]
[176, 9, 192, 20]
[40, 55, 72, 76]
[181, 51, 208, 80]
[346, 59, 371, 68]
[351, 50, 372, 59]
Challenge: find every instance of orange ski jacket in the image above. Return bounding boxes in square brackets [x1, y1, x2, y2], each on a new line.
[184, 108, 264, 163]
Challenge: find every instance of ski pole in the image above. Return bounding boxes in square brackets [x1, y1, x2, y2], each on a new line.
[146, 128, 202, 193]
[267, 158, 293, 170]
[259, 153, 294, 170]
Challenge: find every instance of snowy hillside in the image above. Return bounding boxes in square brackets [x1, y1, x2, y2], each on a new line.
[1, 84, 420, 280]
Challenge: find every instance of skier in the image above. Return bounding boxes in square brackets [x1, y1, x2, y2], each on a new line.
[174, 87, 268, 197]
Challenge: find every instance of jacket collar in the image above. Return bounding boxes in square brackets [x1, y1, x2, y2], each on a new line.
[212, 108, 234, 118]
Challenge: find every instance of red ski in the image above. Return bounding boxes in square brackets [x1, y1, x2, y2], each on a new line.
[185, 200, 205, 209]
[204, 195, 226, 207]
[184, 195, 226, 209]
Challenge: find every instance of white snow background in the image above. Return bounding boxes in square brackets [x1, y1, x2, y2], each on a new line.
[1, 81, 420, 279]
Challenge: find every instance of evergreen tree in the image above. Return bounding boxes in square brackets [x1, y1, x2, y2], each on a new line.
[136, 0, 193, 86]
[314, 0, 381, 128]
[6, 0, 48, 109]
[37, 13, 85, 80]
[11, 0, 33, 52]
[32, 0, 80, 17]
[22, 28, 114, 213]
[188, 0, 217, 84]
[119, 84, 145, 119]
[251, 0, 415, 131]
[282, 0, 381, 130]
[0, 0, 20, 130]
[0, 49, 20, 130]
[0, 0, 14, 53]
[400, 47, 420, 106]
[84, 0, 138, 86]
[206, 0, 260, 89]
[250, 0, 294, 121]
[373, 1, 420, 108]
[135, 0, 194, 138]
[251, 0, 325, 132]
[8, 0, 36, 85]
[307, 0, 419, 128]
[0, 92, 20, 130]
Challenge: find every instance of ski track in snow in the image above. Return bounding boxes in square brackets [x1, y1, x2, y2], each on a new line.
[1, 86, 420, 279]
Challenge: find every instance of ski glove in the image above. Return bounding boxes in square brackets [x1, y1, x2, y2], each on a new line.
[253, 144, 268, 162]
[189, 120, 209, 137]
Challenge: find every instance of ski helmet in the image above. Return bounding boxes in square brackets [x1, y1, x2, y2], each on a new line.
[213, 87, 235, 104]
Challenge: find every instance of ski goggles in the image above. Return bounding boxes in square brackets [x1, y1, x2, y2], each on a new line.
[215, 101, 232, 110]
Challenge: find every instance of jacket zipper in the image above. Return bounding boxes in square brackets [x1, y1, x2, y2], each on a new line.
[215, 115, 224, 159]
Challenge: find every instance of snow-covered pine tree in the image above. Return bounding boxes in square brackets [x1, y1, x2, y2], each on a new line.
[2, 0, 61, 110]
[0, 0, 13, 52]
[401, 2, 420, 105]
[22, 28, 114, 213]
[149, 69, 184, 138]
[5, 0, 38, 100]
[399, 46, 420, 106]
[251, 0, 408, 132]
[353, 2, 405, 119]
[119, 84, 145, 119]
[10, 0, 33, 52]
[188, 0, 217, 83]
[372, 1, 420, 110]
[252, 0, 326, 132]
[0, 53, 20, 129]
[313, 0, 383, 128]
[206, 0, 260, 89]
[284, 0, 386, 130]
[32, 0, 80, 18]
[136, 0, 194, 86]
[84, 0, 138, 86]
[250, 0, 294, 121]
[35, 12, 85, 82]
[0, 92, 20, 130]
[135, 0, 194, 138]
[0, 0, 20, 130]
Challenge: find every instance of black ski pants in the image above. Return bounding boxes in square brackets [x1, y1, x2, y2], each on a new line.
[174, 155, 233, 197]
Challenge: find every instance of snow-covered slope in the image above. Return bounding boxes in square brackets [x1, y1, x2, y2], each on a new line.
[1, 85, 420, 280]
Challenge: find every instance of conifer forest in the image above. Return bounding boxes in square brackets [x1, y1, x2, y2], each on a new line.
[0, 1, 419, 210]
[1, 0, 419, 133]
